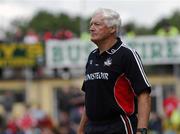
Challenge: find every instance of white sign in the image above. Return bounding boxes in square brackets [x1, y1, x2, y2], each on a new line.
[46, 36, 180, 68]
[124, 36, 180, 65]
[46, 39, 96, 68]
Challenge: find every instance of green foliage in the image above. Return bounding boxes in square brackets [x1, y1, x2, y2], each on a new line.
[123, 22, 136, 32]
[123, 22, 151, 35]
[11, 10, 89, 37]
[135, 26, 151, 35]
[29, 11, 57, 33]
[152, 18, 170, 34]
[152, 10, 180, 34]
[170, 10, 180, 30]
[11, 9, 180, 36]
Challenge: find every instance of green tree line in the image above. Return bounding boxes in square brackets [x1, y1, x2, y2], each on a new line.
[11, 10, 180, 36]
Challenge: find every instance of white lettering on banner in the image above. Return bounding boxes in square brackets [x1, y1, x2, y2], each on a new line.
[46, 37, 180, 69]
[124, 36, 180, 65]
[85, 72, 109, 81]
[46, 39, 96, 68]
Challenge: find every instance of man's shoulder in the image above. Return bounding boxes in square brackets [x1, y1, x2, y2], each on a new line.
[118, 43, 135, 56]
[89, 48, 98, 56]
[86, 48, 98, 61]
[120, 43, 142, 62]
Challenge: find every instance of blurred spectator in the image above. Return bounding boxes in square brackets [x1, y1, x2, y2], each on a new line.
[170, 103, 180, 131]
[70, 106, 84, 133]
[126, 30, 136, 38]
[30, 104, 46, 120]
[149, 112, 163, 134]
[0, 111, 6, 133]
[6, 115, 18, 134]
[23, 28, 40, 44]
[58, 121, 76, 134]
[156, 22, 179, 37]
[55, 28, 73, 40]
[57, 111, 76, 134]
[70, 106, 82, 121]
[1, 91, 14, 118]
[163, 91, 179, 118]
[123, 23, 136, 38]
[14, 28, 24, 43]
[0, 29, 6, 43]
[30, 104, 46, 126]
[41, 127, 54, 134]
[58, 87, 72, 112]
[59, 111, 70, 125]
[16, 104, 37, 132]
[80, 32, 90, 41]
[43, 29, 54, 42]
[37, 114, 53, 129]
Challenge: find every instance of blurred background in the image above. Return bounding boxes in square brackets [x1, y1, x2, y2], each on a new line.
[0, 0, 180, 134]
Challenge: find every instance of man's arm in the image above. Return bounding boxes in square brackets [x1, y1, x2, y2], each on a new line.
[78, 106, 89, 134]
[137, 91, 151, 133]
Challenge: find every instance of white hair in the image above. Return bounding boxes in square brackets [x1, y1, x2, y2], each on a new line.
[93, 8, 121, 36]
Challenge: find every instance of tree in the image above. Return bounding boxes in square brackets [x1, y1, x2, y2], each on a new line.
[169, 10, 180, 30]
[28, 11, 57, 33]
[11, 9, 180, 36]
[152, 10, 180, 34]
[11, 10, 89, 37]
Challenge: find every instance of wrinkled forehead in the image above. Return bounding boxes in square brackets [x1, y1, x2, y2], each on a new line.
[90, 13, 105, 23]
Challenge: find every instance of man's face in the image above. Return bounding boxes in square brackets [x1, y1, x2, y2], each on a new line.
[89, 13, 112, 44]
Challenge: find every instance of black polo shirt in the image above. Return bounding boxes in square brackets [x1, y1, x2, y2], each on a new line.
[82, 38, 151, 122]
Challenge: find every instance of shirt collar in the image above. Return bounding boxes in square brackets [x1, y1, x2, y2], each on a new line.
[94, 37, 122, 56]
[106, 37, 122, 55]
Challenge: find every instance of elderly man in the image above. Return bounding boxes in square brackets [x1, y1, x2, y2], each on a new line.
[78, 8, 151, 134]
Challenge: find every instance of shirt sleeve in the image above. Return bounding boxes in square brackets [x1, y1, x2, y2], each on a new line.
[124, 49, 151, 95]
[81, 52, 91, 92]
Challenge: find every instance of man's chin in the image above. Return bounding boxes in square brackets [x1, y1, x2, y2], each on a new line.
[90, 38, 98, 43]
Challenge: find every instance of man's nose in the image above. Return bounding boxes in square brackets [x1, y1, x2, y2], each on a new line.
[90, 25, 95, 31]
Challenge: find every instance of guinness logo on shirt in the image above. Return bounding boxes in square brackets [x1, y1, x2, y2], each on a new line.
[85, 72, 109, 81]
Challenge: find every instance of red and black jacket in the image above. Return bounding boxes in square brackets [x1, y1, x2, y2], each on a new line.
[82, 38, 151, 122]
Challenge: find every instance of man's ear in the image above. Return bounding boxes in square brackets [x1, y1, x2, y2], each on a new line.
[110, 26, 116, 33]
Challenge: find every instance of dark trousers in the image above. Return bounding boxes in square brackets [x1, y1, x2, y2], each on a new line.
[85, 114, 137, 134]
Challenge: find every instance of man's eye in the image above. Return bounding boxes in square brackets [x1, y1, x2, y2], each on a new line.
[95, 23, 100, 25]
[89, 22, 101, 27]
